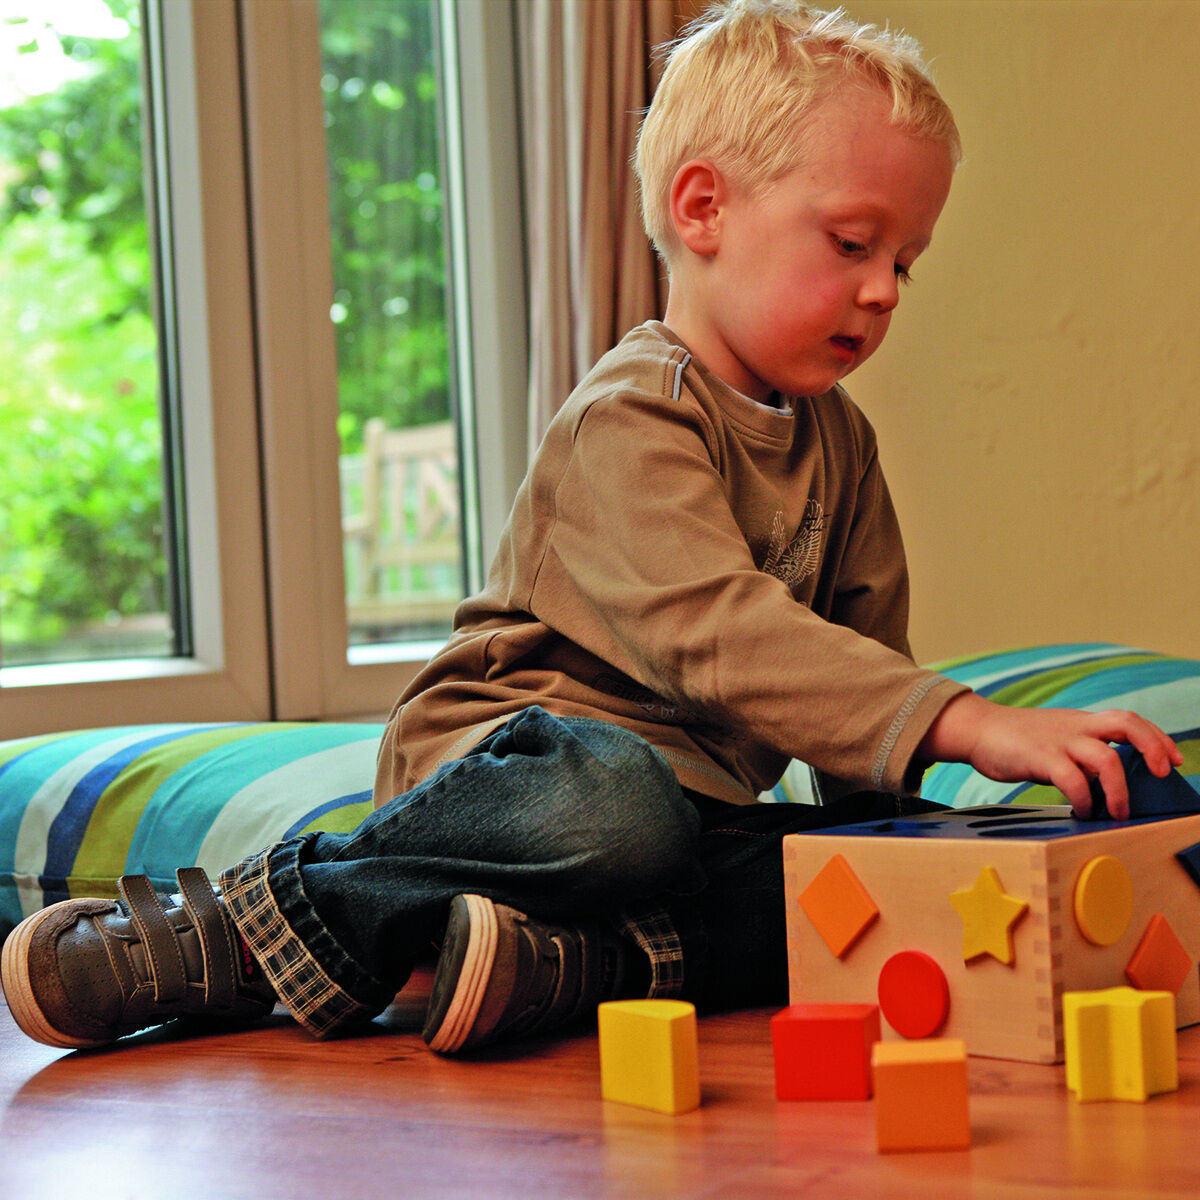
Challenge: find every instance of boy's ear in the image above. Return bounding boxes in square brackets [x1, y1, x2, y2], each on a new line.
[669, 160, 727, 256]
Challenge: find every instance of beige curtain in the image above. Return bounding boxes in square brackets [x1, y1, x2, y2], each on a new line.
[518, 0, 685, 453]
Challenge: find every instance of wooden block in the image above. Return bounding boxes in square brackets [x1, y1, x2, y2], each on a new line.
[1125, 914, 1192, 994]
[797, 853, 879, 957]
[783, 808, 1200, 1062]
[872, 1038, 970, 1152]
[1073, 855, 1135, 945]
[770, 1003, 880, 1100]
[876, 951, 949, 1039]
[598, 1000, 700, 1114]
[1063, 987, 1178, 1102]
[948, 864, 1028, 963]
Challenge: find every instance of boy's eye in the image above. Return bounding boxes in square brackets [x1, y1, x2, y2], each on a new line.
[833, 235, 915, 285]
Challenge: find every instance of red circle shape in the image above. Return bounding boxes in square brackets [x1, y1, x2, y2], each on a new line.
[877, 950, 950, 1039]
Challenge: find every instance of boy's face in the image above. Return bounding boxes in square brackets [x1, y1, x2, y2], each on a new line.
[666, 89, 955, 402]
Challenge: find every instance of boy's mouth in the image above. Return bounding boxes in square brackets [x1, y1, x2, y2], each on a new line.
[830, 335, 863, 360]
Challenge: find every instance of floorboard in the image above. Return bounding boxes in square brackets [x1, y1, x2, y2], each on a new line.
[4, 976, 1200, 1199]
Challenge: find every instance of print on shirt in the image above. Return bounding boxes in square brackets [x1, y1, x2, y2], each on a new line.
[763, 500, 824, 594]
[592, 672, 682, 722]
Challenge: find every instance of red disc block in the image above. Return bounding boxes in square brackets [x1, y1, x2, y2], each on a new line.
[877, 950, 950, 1039]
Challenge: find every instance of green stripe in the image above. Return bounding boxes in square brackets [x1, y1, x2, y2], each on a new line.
[69, 725, 286, 893]
[0, 732, 69, 769]
[295, 802, 373, 838]
[987, 653, 1160, 709]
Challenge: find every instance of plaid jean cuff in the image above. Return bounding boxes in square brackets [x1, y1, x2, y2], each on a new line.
[617, 906, 685, 998]
[219, 846, 372, 1039]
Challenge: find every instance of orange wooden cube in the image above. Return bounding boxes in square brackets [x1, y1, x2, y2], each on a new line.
[872, 1038, 970, 1152]
[771, 1003, 881, 1100]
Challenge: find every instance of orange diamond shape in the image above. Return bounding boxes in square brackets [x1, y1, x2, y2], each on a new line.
[798, 853, 879, 958]
[1125, 913, 1192, 995]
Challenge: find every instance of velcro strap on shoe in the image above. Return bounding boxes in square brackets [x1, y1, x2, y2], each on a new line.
[545, 933, 590, 1029]
[175, 867, 237, 1009]
[118, 874, 188, 1005]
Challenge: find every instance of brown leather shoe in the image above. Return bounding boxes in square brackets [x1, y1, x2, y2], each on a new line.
[1, 868, 276, 1048]
[423, 894, 641, 1053]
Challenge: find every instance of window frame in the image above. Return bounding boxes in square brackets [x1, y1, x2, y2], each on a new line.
[241, 0, 528, 720]
[0, 0, 272, 737]
[0, 0, 529, 734]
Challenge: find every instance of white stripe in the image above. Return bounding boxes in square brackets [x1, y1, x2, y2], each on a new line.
[1074, 679, 1200, 726]
[195, 739, 379, 871]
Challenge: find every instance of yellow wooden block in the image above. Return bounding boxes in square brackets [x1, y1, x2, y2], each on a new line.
[598, 1000, 700, 1115]
[1073, 855, 1135, 946]
[871, 1038, 970, 1152]
[948, 865, 1028, 964]
[1063, 986, 1178, 1101]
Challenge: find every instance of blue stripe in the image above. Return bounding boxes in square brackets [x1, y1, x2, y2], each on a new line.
[967, 652, 1159, 698]
[282, 789, 373, 839]
[920, 760, 978, 805]
[38, 726, 242, 907]
[41, 727, 237, 886]
[0, 727, 180, 878]
[1039, 661, 1200, 710]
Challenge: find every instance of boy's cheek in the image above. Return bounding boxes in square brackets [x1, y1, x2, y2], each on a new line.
[863, 318, 892, 359]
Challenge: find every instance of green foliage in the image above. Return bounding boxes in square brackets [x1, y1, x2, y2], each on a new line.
[320, 0, 452, 446]
[0, 0, 452, 658]
[0, 1, 167, 657]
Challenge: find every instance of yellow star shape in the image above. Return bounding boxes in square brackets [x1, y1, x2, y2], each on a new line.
[949, 865, 1029, 965]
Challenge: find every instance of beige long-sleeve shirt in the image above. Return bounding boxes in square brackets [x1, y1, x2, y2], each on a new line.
[374, 322, 966, 808]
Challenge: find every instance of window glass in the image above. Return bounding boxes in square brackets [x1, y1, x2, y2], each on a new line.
[0, 0, 181, 666]
[319, 0, 464, 651]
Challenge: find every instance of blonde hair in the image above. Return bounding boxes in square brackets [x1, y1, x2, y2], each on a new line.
[636, 0, 961, 259]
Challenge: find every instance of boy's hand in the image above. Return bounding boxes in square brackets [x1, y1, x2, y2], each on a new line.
[918, 692, 1184, 819]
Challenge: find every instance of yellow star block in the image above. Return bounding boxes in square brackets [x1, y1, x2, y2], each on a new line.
[949, 865, 1029, 964]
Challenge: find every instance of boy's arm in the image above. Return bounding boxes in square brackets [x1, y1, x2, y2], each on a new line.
[917, 691, 1184, 819]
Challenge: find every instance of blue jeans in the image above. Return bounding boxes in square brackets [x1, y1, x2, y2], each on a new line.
[220, 706, 939, 1036]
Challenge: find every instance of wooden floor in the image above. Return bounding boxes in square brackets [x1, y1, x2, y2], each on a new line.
[4, 974, 1200, 1200]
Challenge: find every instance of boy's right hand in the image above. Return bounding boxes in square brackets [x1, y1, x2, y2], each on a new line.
[918, 691, 1184, 820]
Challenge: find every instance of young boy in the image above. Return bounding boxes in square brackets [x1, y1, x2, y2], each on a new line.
[2, 0, 1181, 1053]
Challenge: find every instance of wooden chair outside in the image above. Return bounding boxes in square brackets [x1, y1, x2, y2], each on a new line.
[342, 418, 463, 633]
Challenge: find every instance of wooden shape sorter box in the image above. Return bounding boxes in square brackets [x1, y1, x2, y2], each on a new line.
[782, 806, 1200, 1064]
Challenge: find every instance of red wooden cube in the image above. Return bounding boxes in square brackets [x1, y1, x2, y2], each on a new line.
[771, 1003, 881, 1100]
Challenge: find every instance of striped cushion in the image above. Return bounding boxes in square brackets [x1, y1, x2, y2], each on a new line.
[0, 723, 381, 941]
[768, 643, 1200, 806]
[3, 645, 1198, 938]
[921, 643, 1200, 808]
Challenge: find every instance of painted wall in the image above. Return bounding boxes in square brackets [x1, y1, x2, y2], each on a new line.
[841, 1, 1200, 664]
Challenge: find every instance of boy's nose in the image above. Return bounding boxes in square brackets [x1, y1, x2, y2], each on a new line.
[856, 264, 900, 313]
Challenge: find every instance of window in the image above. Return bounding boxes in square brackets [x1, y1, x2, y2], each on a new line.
[0, 0, 182, 667]
[0, 0, 526, 735]
[319, 0, 464, 651]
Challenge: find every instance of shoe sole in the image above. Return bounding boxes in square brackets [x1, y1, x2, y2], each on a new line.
[2, 902, 109, 1049]
[423, 893, 498, 1053]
